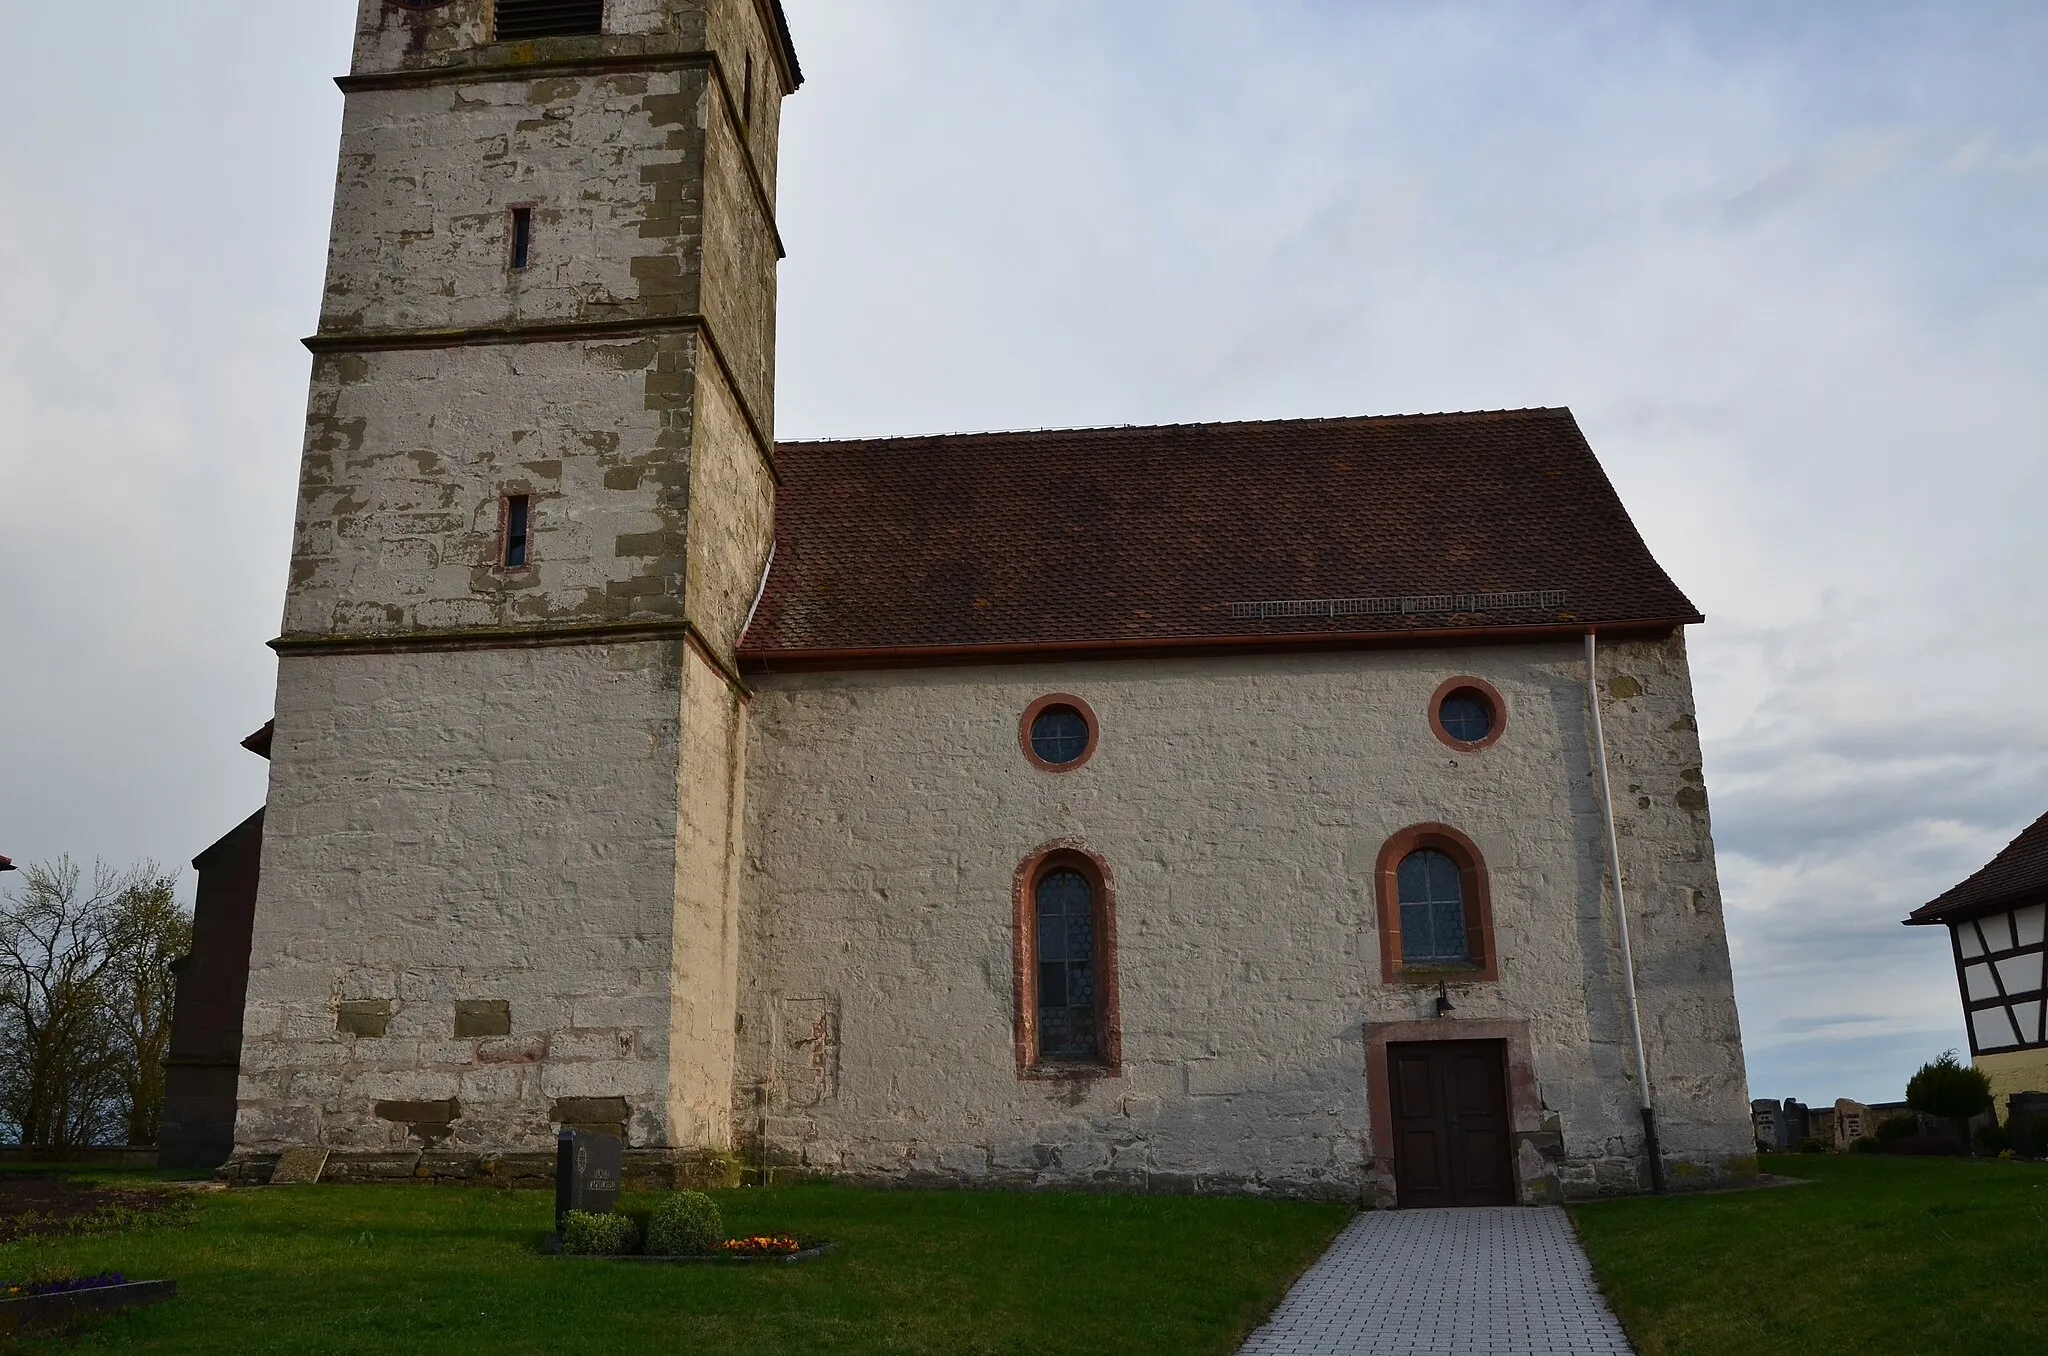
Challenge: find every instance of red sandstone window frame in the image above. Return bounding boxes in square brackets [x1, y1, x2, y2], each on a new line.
[1011, 841, 1122, 1079]
[1018, 693, 1100, 773]
[1428, 676, 1508, 753]
[495, 489, 535, 573]
[1374, 823, 1499, 984]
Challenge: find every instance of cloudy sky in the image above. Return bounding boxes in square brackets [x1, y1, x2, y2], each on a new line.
[3, 2, 2044, 1105]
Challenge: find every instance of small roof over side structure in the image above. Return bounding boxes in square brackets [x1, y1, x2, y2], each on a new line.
[1906, 809, 2048, 926]
[740, 409, 1701, 670]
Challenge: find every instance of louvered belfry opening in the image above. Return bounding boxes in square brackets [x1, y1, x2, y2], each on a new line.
[493, 0, 605, 41]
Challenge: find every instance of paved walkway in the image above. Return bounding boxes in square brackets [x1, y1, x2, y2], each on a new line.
[1236, 1207, 1634, 1355]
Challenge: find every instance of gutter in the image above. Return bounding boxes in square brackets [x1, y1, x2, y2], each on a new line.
[741, 616, 1700, 674]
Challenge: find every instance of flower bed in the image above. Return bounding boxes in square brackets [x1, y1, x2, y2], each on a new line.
[5, 1268, 132, 1298]
[0, 1272, 177, 1337]
[549, 1192, 833, 1263]
[723, 1234, 803, 1257]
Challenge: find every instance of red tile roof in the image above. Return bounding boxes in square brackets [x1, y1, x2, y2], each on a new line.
[739, 409, 1702, 666]
[1906, 809, 2048, 925]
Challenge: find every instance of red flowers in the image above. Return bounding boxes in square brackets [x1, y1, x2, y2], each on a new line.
[721, 1234, 804, 1256]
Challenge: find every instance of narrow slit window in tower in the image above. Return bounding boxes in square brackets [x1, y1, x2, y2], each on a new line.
[493, 0, 605, 41]
[510, 207, 532, 271]
[503, 495, 531, 569]
[743, 53, 755, 128]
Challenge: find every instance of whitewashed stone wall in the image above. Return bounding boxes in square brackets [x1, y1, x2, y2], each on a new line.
[234, 0, 784, 1166]
[239, 642, 691, 1151]
[735, 636, 1754, 1200]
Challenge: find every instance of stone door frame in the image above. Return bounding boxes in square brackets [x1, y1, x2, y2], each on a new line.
[1364, 1017, 1546, 1205]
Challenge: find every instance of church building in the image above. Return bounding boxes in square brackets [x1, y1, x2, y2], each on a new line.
[216, 0, 1755, 1205]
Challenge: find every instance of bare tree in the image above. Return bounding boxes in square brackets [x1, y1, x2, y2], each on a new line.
[0, 858, 189, 1148]
[106, 872, 192, 1146]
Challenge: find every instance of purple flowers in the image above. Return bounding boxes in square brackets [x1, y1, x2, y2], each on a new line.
[3, 1271, 128, 1299]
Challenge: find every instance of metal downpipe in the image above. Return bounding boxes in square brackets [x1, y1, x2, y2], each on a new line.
[1585, 631, 1666, 1194]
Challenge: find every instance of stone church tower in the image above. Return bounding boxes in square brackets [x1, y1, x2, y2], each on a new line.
[232, 0, 800, 1169]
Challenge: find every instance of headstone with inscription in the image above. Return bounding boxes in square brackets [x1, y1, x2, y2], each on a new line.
[1834, 1099, 1869, 1149]
[1750, 1098, 1783, 1152]
[1782, 1098, 1811, 1145]
[554, 1128, 623, 1228]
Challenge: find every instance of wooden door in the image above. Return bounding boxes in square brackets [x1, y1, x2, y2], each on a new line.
[1387, 1040, 1515, 1207]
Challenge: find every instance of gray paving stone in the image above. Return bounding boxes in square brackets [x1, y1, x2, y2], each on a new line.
[1236, 1207, 1634, 1355]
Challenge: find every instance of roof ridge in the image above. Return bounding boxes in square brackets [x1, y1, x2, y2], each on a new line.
[773, 407, 1571, 449]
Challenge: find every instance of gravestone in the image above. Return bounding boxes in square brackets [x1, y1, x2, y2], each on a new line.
[1782, 1098, 1811, 1145]
[2009, 1091, 2048, 1158]
[1750, 1098, 1783, 1152]
[269, 1146, 330, 1185]
[1834, 1099, 1869, 1149]
[555, 1128, 623, 1227]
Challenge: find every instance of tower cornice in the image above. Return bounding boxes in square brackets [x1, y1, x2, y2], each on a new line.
[270, 618, 752, 699]
[337, 47, 711, 94]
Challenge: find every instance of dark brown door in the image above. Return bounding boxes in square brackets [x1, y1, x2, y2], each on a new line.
[1387, 1040, 1515, 1207]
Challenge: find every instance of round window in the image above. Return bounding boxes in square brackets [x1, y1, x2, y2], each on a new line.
[1020, 694, 1099, 771]
[1438, 692, 1494, 743]
[1429, 678, 1506, 751]
[1031, 707, 1089, 764]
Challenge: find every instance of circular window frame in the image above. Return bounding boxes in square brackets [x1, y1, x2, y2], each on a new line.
[1019, 693, 1100, 773]
[1429, 676, 1507, 753]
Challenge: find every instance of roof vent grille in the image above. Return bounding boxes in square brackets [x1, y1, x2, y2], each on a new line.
[1227, 589, 1568, 621]
[494, 0, 605, 41]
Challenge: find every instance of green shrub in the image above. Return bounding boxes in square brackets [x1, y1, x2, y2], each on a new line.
[560, 1210, 641, 1256]
[1875, 1114, 1919, 1144]
[1974, 1121, 2011, 1155]
[1848, 1135, 1883, 1154]
[1793, 1137, 1829, 1154]
[1906, 1050, 1992, 1121]
[645, 1191, 724, 1256]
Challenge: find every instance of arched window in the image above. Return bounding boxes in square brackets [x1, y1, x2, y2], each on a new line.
[1397, 849, 1468, 965]
[1374, 824, 1498, 982]
[1034, 870, 1097, 1058]
[1012, 845, 1121, 1075]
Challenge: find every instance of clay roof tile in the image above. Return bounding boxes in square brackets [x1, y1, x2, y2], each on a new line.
[740, 409, 1700, 663]
[1906, 809, 2048, 925]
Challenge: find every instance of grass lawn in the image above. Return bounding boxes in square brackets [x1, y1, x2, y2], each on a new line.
[0, 1175, 1351, 1354]
[1573, 1152, 2048, 1356]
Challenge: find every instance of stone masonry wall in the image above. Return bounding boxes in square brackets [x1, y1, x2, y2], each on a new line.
[238, 642, 690, 1152]
[287, 334, 701, 638]
[667, 642, 751, 1144]
[238, 0, 789, 1168]
[349, 2, 714, 80]
[735, 637, 1754, 1201]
